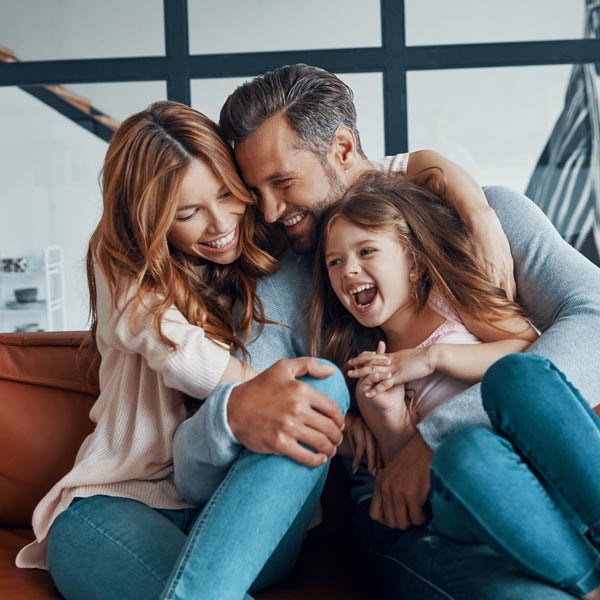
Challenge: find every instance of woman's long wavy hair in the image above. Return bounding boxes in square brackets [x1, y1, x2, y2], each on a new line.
[86, 101, 278, 372]
[308, 170, 526, 371]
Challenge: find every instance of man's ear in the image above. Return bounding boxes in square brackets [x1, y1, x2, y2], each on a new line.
[328, 125, 358, 171]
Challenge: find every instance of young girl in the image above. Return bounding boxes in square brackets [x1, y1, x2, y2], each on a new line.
[16, 101, 348, 600]
[310, 170, 536, 464]
[309, 170, 600, 599]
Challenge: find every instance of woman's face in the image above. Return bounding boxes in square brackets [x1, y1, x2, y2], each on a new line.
[168, 158, 247, 265]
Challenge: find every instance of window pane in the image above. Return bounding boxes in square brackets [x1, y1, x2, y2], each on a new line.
[0, 0, 164, 60]
[406, 0, 586, 46]
[0, 81, 167, 332]
[191, 72, 384, 159]
[189, 0, 381, 54]
[407, 64, 600, 264]
[65, 81, 167, 123]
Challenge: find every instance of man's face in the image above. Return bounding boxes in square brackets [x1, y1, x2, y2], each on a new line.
[234, 113, 347, 254]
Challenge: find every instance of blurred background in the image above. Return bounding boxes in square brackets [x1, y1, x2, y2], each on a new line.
[0, 0, 598, 332]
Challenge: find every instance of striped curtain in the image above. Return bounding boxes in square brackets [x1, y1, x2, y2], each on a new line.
[526, 0, 600, 265]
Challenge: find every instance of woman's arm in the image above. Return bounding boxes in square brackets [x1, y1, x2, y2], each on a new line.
[406, 150, 516, 299]
[221, 356, 256, 383]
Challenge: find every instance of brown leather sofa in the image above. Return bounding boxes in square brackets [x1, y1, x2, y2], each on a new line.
[0, 331, 366, 600]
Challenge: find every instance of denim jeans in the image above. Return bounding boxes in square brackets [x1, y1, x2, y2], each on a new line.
[430, 354, 600, 597]
[351, 353, 595, 600]
[47, 363, 349, 600]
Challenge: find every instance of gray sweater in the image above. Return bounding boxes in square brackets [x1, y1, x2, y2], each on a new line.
[173, 186, 600, 505]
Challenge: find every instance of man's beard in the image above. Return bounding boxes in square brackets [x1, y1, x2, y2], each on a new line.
[287, 162, 347, 255]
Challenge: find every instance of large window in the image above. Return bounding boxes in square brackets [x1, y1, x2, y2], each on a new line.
[1, 0, 599, 332]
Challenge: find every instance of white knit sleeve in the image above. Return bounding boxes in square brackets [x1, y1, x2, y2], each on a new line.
[100, 273, 231, 400]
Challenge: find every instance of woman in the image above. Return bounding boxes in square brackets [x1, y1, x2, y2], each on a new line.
[16, 101, 349, 600]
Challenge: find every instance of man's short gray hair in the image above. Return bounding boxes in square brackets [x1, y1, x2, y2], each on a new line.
[219, 63, 365, 158]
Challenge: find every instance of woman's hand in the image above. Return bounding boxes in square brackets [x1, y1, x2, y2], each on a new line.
[348, 342, 436, 398]
[344, 413, 382, 476]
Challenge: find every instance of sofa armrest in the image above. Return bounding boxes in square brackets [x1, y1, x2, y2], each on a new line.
[0, 331, 100, 526]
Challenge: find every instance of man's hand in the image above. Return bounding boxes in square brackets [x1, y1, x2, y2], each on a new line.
[342, 413, 382, 476]
[227, 358, 345, 468]
[370, 432, 433, 529]
[468, 205, 517, 300]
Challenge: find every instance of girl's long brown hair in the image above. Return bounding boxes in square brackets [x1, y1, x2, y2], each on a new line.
[308, 170, 526, 370]
[87, 101, 278, 378]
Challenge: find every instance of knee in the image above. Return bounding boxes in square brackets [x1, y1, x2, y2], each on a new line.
[481, 353, 549, 415]
[301, 359, 350, 415]
[432, 427, 497, 487]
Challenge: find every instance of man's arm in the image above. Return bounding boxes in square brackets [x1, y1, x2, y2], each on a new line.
[406, 150, 516, 298]
[371, 185, 600, 529]
[173, 250, 345, 506]
[173, 358, 344, 505]
[420, 185, 600, 450]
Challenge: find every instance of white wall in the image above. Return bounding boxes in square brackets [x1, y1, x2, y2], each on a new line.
[0, 0, 592, 330]
[0, 87, 106, 330]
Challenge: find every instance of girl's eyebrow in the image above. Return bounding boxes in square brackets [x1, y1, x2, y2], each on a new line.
[325, 238, 380, 259]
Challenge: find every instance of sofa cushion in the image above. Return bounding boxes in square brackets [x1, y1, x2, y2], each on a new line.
[0, 528, 61, 599]
[0, 332, 99, 527]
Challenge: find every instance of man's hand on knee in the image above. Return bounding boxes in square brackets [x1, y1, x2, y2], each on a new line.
[370, 432, 433, 529]
[227, 358, 345, 467]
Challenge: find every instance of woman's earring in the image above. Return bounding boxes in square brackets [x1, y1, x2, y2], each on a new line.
[409, 271, 416, 281]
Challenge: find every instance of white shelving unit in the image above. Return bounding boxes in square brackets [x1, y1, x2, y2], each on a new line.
[0, 246, 66, 332]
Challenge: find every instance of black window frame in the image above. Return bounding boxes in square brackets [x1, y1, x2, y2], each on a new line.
[1, 0, 599, 154]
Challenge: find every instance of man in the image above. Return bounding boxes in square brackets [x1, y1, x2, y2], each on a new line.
[179, 64, 600, 599]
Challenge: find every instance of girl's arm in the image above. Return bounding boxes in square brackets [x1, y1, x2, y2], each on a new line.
[348, 316, 538, 393]
[427, 339, 530, 383]
[406, 150, 516, 299]
[429, 311, 538, 382]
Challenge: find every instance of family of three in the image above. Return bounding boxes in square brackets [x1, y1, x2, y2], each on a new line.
[16, 64, 600, 600]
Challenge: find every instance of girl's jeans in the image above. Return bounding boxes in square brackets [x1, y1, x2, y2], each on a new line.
[430, 353, 600, 597]
[47, 364, 349, 600]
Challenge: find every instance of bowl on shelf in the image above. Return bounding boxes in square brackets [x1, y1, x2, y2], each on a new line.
[14, 287, 38, 303]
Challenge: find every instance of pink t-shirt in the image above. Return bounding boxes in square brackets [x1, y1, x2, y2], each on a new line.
[407, 291, 481, 422]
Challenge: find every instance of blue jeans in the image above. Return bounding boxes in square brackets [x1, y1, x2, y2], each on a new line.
[351, 354, 587, 600]
[47, 363, 349, 600]
[430, 354, 600, 597]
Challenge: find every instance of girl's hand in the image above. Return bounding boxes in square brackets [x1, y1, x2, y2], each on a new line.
[348, 342, 436, 398]
[344, 413, 382, 475]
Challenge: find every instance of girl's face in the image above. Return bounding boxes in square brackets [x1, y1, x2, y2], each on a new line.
[325, 217, 415, 330]
[168, 158, 247, 265]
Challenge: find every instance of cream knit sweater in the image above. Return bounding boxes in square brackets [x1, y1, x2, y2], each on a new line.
[17, 265, 232, 569]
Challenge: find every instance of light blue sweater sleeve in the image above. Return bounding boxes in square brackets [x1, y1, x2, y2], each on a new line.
[417, 186, 600, 450]
[172, 250, 312, 505]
